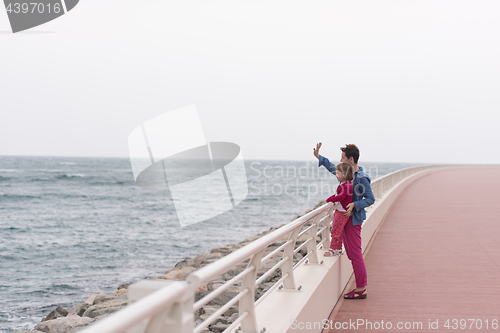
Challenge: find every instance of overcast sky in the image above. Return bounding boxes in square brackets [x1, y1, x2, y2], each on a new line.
[1, 0, 499, 164]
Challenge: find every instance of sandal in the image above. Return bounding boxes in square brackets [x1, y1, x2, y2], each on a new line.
[344, 288, 367, 299]
[324, 249, 343, 257]
[324, 249, 335, 256]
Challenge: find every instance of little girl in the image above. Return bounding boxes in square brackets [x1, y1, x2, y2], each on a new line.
[324, 162, 353, 256]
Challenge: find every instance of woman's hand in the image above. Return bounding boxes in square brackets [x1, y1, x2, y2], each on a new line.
[313, 142, 322, 159]
[344, 203, 355, 216]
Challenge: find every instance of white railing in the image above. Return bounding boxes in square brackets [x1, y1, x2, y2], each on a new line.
[79, 164, 451, 333]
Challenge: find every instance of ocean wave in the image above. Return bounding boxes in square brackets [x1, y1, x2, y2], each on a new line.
[56, 174, 86, 179]
[0, 169, 20, 173]
[50, 284, 79, 291]
[0, 193, 39, 200]
[37, 169, 65, 173]
[1, 226, 25, 231]
[59, 162, 78, 165]
[21, 289, 49, 296]
[28, 178, 53, 182]
[0, 255, 17, 260]
[88, 180, 128, 186]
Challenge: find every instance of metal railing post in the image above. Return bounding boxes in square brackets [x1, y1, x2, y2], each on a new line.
[240, 249, 265, 333]
[306, 214, 323, 264]
[281, 228, 301, 290]
[321, 207, 334, 248]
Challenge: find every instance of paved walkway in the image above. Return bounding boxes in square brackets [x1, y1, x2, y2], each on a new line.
[324, 167, 500, 333]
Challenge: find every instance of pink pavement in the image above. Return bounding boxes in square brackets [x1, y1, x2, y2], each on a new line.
[324, 167, 500, 333]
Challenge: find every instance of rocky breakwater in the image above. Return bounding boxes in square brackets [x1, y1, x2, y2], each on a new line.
[14, 201, 326, 333]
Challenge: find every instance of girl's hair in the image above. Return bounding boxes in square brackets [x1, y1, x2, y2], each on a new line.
[335, 162, 354, 181]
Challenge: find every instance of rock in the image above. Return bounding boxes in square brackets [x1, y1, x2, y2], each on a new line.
[200, 306, 218, 317]
[297, 233, 312, 242]
[239, 235, 261, 245]
[112, 288, 127, 295]
[159, 266, 197, 280]
[199, 252, 224, 265]
[207, 282, 224, 291]
[194, 318, 204, 327]
[210, 245, 236, 255]
[11, 331, 44, 333]
[225, 285, 240, 293]
[174, 257, 196, 269]
[34, 315, 94, 333]
[220, 265, 245, 281]
[222, 306, 238, 317]
[68, 303, 91, 317]
[93, 293, 127, 305]
[227, 313, 239, 324]
[82, 299, 127, 318]
[192, 253, 210, 267]
[84, 293, 105, 305]
[210, 323, 229, 333]
[117, 282, 132, 290]
[198, 313, 212, 324]
[197, 284, 208, 291]
[195, 292, 238, 307]
[315, 200, 326, 207]
[42, 306, 68, 322]
[197, 305, 237, 320]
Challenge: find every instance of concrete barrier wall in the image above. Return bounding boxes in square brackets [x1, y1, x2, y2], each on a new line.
[254, 167, 447, 333]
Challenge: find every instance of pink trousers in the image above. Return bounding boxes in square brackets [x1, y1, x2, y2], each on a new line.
[342, 218, 367, 288]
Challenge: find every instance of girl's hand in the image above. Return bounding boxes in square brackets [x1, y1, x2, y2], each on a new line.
[344, 203, 355, 216]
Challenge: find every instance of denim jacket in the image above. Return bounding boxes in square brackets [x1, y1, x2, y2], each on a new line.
[319, 155, 375, 226]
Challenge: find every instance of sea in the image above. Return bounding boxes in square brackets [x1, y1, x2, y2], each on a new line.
[0, 156, 423, 332]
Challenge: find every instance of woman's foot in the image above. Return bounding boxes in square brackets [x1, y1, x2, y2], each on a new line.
[344, 288, 367, 299]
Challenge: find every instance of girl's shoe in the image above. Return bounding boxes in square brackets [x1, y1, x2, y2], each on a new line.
[324, 249, 342, 257]
[344, 288, 367, 299]
[324, 249, 335, 256]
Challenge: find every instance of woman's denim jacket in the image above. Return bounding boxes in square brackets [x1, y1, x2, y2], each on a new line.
[319, 155, 375, 226]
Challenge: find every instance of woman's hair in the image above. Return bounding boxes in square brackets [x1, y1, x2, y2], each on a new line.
[335, 162, 354, 181]
[340, 144, 360, 163]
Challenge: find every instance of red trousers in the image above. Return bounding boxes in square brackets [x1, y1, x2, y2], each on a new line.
[342, 218, 368, 288]
[330, 210, 349, 251]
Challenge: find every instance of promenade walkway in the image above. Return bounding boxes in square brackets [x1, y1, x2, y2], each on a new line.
[325, 167, 500, 333]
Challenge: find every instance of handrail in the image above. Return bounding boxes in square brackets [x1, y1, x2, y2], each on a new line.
[78, 281, 190, 333]
[79, 164, 455, 333]
[187, 203, 332, 286]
